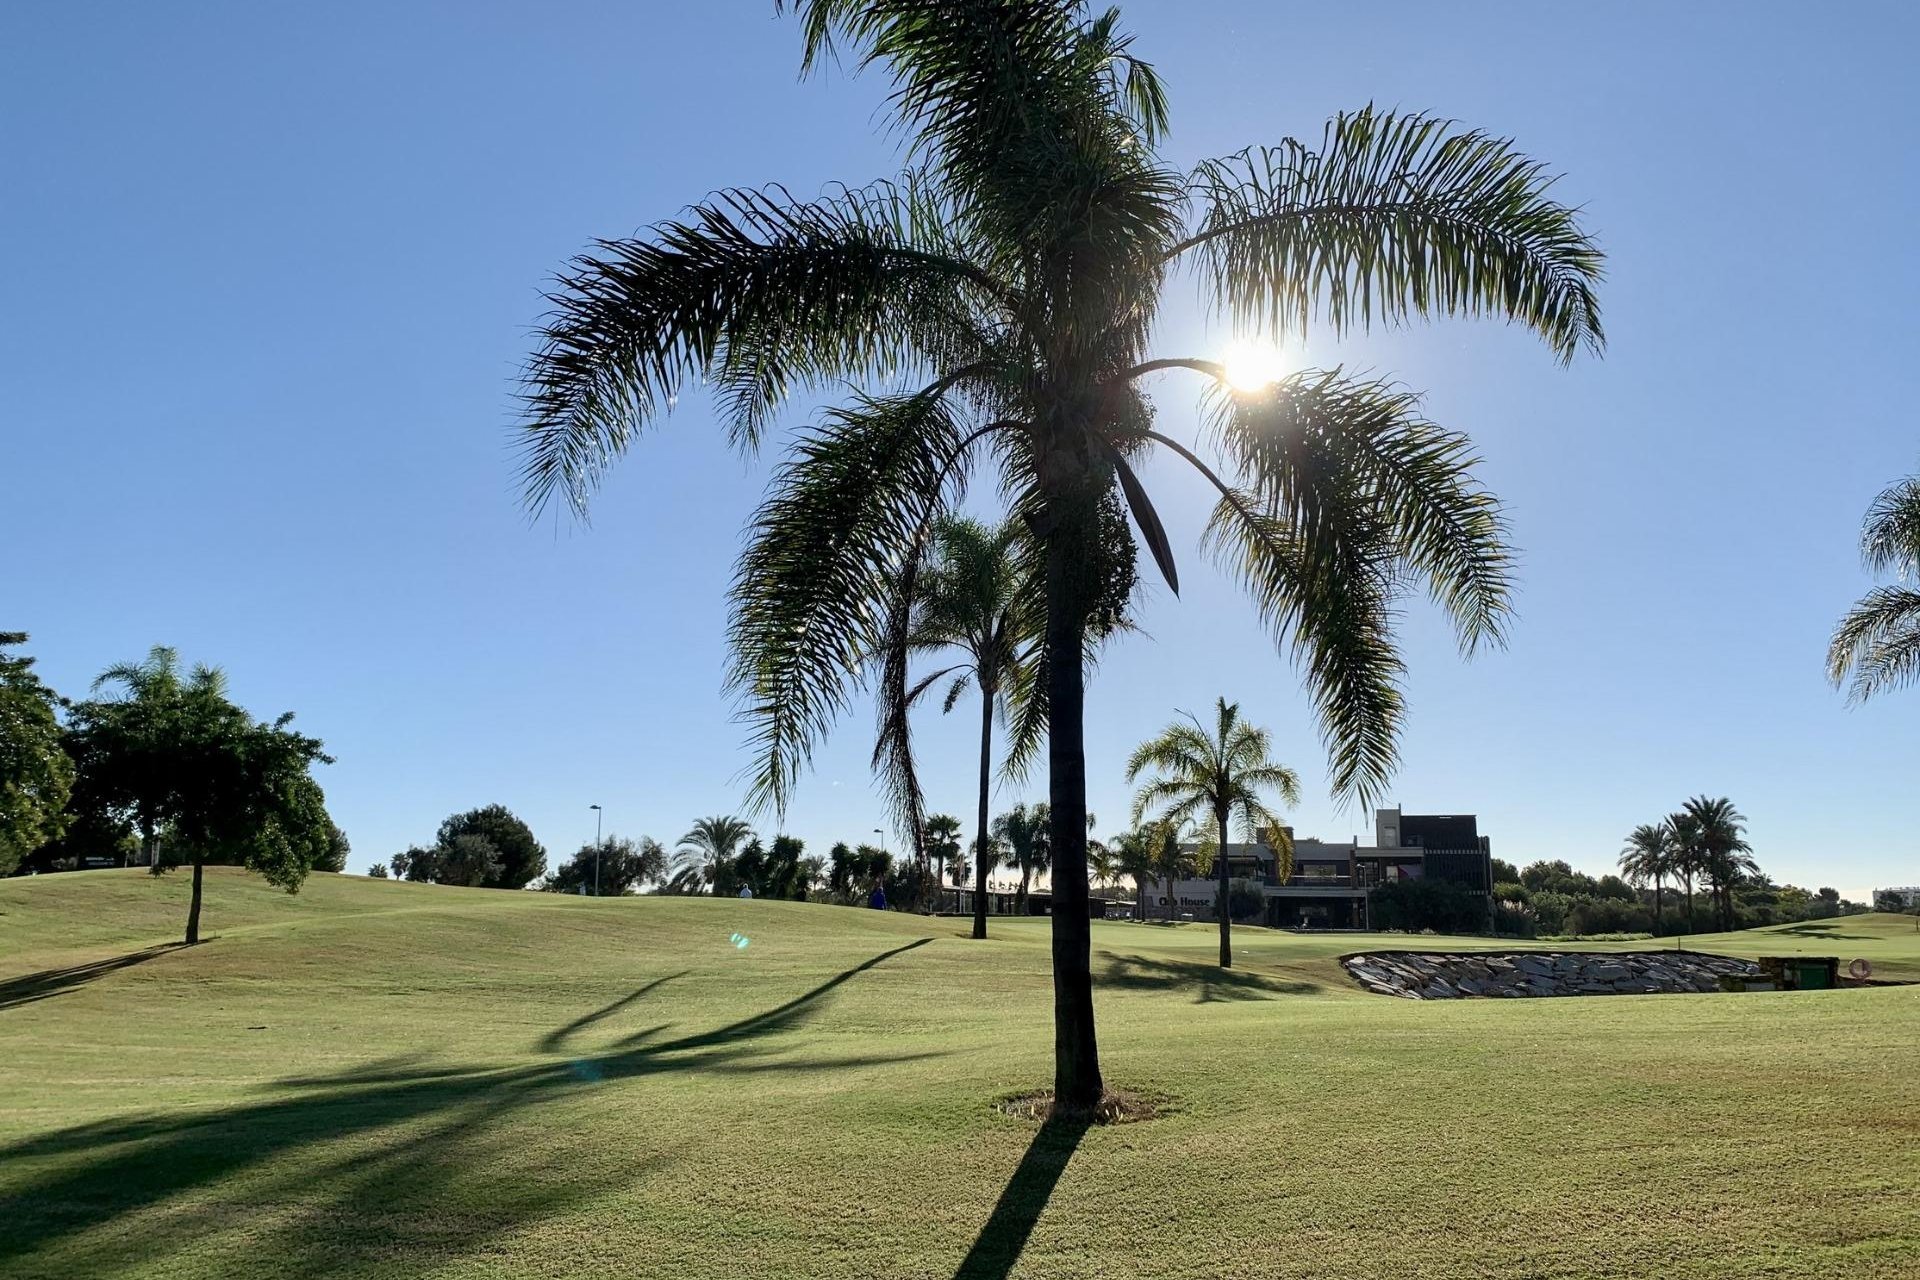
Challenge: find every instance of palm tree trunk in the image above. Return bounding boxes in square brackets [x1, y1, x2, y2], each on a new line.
[1215, 800, 1233, 969]
[1017, 865, 1030, 913]
[1044, 506, 1101, 1112]
[1653, 878, 1664, 932]
[973, 691, 993, 941]
[185, 854, 204, 945]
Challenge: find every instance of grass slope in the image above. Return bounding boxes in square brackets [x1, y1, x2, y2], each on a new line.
[2, 870, 1916, 1279]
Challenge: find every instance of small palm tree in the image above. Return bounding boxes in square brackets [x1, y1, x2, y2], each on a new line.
[1829, 472, 1920, 700]
[88, 646, 225, 868]
[1618, 821, 1675, 931]
[992, 802, 1052, 914]
[676, 815, 755, 895]
[1127, 698, 1301, 967]
[1106, 827, 1158, 920]
[517, 2, 1601, 1108]
[923, 813, 962, 902]
[1149, 827, 1200, 923]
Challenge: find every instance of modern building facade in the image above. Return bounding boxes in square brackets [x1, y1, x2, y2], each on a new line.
[1139, 807, 1496, 930]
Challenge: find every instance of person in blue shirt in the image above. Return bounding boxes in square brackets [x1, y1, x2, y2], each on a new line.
[868, 881, 887, 911]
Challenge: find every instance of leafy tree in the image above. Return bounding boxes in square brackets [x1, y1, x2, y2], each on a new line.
[1369, 877, 1482, 934]
[677, 815, 754, 895]
[1490, 857, 1522, 886]
[66, 647, 331, 943]
[543, 836, 667, 896]
[1618, 821, 1676, 930]
[516, 1, 1601, 1107]
[0, 633, 72, 875]
[431, 833, 499, 888]
[1829, 471, 1920, 700]
[391, 845, 437, 882]
[436, 805, 546, 890]
[1127, 697, 1300, 967]
[992, 802, 1051, 914]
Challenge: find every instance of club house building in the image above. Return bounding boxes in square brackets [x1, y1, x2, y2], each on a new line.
[1140, 807, 1495, 930]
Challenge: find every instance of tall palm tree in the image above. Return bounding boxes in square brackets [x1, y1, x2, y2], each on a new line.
[993, 802, 1052, 914]
[1829, 472, 1920, 700]
[1678, 796, 1753, 932]
[1618, 821, 1674, 931]
[875, 516, 1037, 939]
[1126, 698, 1301, 968]
[1106, 827, 1158, 921]
[1149, 827, 1199, 923]
[516, 2, 1602, 1107]
[86, 646, 226, 869]
[676, 815, 755, 894]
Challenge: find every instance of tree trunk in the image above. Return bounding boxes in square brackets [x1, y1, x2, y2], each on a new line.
[1044, 510, 1101, 1111]
[185, 855, 204, 945]
[1017, 866, 1030, 914]
[973, 690, 993, 941]
[1215, 800, 1233, 969]
[1653, 879, 1664, 932]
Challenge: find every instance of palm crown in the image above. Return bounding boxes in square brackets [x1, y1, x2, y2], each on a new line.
[1127, 697, 1301, 967]
[1829, 472, 1920, 700]
[517, 0, 1602, 1107]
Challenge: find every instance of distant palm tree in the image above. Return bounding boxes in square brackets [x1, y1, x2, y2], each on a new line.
[993, 802, 1052, 914]
[1829, 472, 1920, 701]
[923, 813, 963, 902]
[1127, 698, 1300, 966]
[1677, 796, 1754, 932]
[88, 646, 225, 869]
[875, 516, 1038, 941]
[1618, 821, 1675, 931]
[1149, 827, 1200, 923]
[1106, 828, 1158, 921]
[676, 815, 755, 894]
[516, 2, 1602, 1108]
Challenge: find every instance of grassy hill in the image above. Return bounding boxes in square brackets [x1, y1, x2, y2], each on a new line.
[2, 870, 1916, 1279]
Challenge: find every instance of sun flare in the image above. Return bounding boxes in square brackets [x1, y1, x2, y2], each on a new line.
[1221, 341, 1291, 393]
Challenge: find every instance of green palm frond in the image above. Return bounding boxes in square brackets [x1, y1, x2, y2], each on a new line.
[1829, 586, 1920, 702]
[1860, 474, 1920, 578]
[1205, 369, 1514, 653]
[519, 181, 995, 517]
[731, 390, 968, 815]
[1175, 106, 1604, 362]
[1201, 494, 1403, 809]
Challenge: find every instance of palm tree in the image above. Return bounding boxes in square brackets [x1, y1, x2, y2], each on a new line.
[87, 646, 224, 869]
[923, 813, 962, 906]
[993, 802, 1052, 914]
[875, 516, 1038, 940]
[1678, 796, 1754, 932]
[1618, 821, 1674, 931]
[1106, 827, 1158, 921]
[676, 815, 755, 894]
[1829, 472, 1920, 700]
[1127, 698, 1301, 967]
[1149, 827, 1200, 923]
[516, 2, 1602, 1108]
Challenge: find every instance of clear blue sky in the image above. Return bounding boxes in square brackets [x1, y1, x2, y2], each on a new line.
[6, 2, 1916, 898]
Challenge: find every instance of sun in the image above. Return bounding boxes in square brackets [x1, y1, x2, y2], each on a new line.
[1221, 341, 1291, 393]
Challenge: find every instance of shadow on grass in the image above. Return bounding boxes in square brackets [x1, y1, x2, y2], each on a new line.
[537, 971, 687, 1053]
[1765, 922, 1882, 940]
[0, 938, 935, 1279]
[951, 1112, 1090, 1280]
[0, 944, 185, 1012]
[1100, 953, 1318, 1003]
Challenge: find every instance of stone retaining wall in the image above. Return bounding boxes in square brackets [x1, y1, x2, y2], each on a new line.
[1342, 949, 1762, 999]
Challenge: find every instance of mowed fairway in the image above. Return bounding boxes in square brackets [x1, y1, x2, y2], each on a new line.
[2, 872, 1916, 1280]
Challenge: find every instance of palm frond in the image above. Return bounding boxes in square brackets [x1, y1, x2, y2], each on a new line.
[1174, 106, 1604, 362]
[731, 390, 968, 816]
[1828, 585, 1920, 702]
[1860, 474, 1920, 579]
[1205, 369, 1514, 653]
[1200, 491, 1403, 809]
[519, 181, 993, 518]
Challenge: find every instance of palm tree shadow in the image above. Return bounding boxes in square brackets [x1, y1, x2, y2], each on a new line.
[1100, 952, 1318, 1002]
[537, 971, 687, 1053]
[951, 1113, 1091, 1280]
[0, 944, 186, 1012]
[0, 938, 937, 1278]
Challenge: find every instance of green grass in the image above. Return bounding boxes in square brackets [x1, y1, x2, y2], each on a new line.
[2, 870, 1916, 1279]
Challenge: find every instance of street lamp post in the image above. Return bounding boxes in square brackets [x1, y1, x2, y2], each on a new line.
[590, 805, 603, 896]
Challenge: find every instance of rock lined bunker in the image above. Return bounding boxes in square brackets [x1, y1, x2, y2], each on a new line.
[1342, 949, 1763, 999]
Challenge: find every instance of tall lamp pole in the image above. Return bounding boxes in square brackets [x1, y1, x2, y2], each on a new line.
[590, 804, 603, 896]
